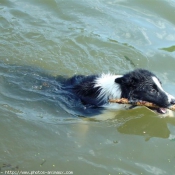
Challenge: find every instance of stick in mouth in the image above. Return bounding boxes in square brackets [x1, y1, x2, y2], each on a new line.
[109, 98, 175, 114]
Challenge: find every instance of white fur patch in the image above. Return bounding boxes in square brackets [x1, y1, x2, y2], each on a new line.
[152, 76, 174, 103]
[94, 73, 122, 100]
[152, 76, 163, 91]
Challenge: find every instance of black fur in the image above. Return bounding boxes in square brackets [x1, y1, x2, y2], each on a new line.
[2, 62, 174, 117]
[63, 75, 103, 107]
[61, 69, 175, 112]
[115, 69, 174, 108]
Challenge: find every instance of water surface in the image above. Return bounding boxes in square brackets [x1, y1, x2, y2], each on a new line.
[1, 0, 175, 174]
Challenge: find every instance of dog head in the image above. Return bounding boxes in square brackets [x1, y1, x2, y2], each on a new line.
[115, 69, 175, 114]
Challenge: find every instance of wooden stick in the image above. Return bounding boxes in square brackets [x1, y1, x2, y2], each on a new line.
[109, 98, 175, 111]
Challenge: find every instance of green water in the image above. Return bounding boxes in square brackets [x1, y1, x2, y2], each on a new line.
[1, 0, 175, 174]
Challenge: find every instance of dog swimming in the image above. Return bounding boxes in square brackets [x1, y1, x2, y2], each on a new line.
[1, 63, 175, 118]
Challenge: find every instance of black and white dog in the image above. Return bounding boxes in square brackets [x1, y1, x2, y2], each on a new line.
[1, 63, 174, 118]
[61, 69, 175, 118]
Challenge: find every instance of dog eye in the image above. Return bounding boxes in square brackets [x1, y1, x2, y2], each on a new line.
[150, 88, 156, 93]
[151, 84, 158, 93]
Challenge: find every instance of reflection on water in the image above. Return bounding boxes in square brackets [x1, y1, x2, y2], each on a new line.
[117, 108, 170, 140]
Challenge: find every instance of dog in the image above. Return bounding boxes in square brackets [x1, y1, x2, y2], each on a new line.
[61, 69, 175, 118]
[1, 63, 174, 119]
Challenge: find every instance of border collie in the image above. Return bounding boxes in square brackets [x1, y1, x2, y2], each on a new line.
[62, 69, 175, 117]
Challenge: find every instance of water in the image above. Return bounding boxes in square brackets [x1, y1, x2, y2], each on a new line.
[1, 0, 175, 174]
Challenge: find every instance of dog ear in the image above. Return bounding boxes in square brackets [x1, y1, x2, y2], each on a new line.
[115, 77, 124, 84]
[115, 76, 139, 87]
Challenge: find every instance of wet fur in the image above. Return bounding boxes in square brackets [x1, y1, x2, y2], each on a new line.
[2, 63, 174, 117]
[61, 69, 175, 117]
